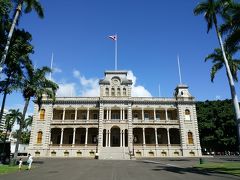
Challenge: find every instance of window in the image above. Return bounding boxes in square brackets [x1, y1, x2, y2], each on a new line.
[70, 113, 75, 119]
[111, 88, 115, 96]
[188, 132, 194, 144]
[133, 113, 138, 120]
[93, 113, 98, 119]
[123, 88, 126, 96]
[111, 113, 120, 120]
[82, 113, 87, 119]
[40, 109, 45, 120]
[105, 88, 109, 96]
[144, 113, 149, 120]
[37, 131, 43, 144]
[156, 113, 160, 120]
[117, 88, 121, 96]
[185, 109, 191, 120]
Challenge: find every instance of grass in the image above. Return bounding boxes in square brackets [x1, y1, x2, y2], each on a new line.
[195, 162, 240, 176]
[0, 165, 29, 174]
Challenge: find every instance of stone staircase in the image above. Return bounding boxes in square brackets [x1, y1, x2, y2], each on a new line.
[99, 147, 131, 160]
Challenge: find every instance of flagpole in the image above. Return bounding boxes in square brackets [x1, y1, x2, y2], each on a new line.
[115, 34, 117, 71]
[158, 84, 161, 97]
[50, 53, 54, 80]
[177, 55, 182, 84]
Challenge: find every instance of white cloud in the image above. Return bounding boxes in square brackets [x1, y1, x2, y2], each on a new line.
[215, 95, 221, 100]
[53, 67, 62, 73]
[127, 71, 152, 97]
[73, 70, 99, 97]
[56, 83, 77, 97]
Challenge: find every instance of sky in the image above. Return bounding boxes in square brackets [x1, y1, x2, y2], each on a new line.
[2, 0, 240, 114]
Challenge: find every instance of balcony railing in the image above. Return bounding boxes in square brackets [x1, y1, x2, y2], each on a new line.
[51, 119, 98, 124]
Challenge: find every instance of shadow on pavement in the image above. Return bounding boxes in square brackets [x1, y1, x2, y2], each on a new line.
[151, 165, 240, 179]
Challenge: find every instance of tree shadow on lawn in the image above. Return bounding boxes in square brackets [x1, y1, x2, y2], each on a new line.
[151, 165, 240, 179]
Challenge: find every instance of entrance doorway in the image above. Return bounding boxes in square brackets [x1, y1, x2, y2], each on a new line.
[111, 127, 120, 147]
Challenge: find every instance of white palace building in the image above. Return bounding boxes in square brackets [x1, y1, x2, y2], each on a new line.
[28, 70, 202, 159]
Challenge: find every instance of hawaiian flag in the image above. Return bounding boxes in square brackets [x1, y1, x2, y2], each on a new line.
[108, 35, 117, 41]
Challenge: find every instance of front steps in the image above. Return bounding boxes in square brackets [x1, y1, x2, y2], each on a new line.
[99, 147, 131, 160]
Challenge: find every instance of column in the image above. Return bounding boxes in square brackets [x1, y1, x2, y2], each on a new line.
[87, 108, 90, 121]
[107, 108, 109, 120]
[155, 128, 158, 146]
[122, 109, 125, 120]
[106, 130, 108, 147]
[108, 130, 111, 147]
[85, 128, 88, 146]
[109, 108, 111, 121]
[74, 108, 77, 121]
[62, 108, 66, 121]
[120, 130, 123, 147]
[154, 108, 156, 121]
[120, 108, 123, 121]
[72, 128, 76, 146]
[142, 108, 144, 121]
[167, 128, 171, 146]
[143, 128, 145, 145]
[165, 109, 168, 121]
[60, 128, 64, 146]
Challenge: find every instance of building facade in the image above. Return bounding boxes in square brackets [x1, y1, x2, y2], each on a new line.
[28, 71, 202, 159]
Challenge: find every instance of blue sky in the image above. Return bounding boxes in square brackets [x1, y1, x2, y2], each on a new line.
[2, 0, 240, 114]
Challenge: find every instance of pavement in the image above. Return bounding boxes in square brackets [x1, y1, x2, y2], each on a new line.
[0, 157, 240, 180]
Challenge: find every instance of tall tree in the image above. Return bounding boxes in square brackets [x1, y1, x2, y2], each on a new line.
[194, 0, 240, 152]
[13, 65, 58, 160]
[205, 47, 240, 82]
[0, 29, 33, 127]
[220, 1, 240, 52]
[0, 0, 44, 73]
[197, 100, 237, 152]
[1, 109, 22, 162]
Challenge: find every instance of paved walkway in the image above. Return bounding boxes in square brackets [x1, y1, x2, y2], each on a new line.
[0, 158, 239, 180]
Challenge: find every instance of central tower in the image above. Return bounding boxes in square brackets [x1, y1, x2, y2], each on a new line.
[99, 71, 133, 97]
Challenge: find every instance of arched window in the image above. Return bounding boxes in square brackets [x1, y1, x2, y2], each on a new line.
[111, 88, 115, 96]
[188, 132, 193, 144]
[123, 88, 126, 96]
[117, 88, 121, 96]
[40, 109, 45, 120]
[185, 109, 191, 120]
[105, 88, 109, 96]
[37, 131, 43, 144]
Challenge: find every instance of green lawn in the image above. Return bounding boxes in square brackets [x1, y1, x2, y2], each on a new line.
[195, 162, 240, 176]
[0, 165, 28, 174]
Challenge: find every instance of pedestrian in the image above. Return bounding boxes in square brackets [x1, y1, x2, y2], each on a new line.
[27, 154, 33, 170]
[18, 158, 23, 170]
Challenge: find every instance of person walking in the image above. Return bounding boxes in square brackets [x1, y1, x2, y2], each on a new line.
[18, 158, 23, 170]
[27, 154, 33, 170]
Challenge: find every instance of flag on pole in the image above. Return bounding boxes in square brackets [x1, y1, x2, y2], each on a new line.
[109, 35, 117, 41]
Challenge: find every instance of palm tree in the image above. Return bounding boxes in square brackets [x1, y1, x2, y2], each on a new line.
[220, 1, 240, 52]
[0, 29, 33, 126]
[13, 65, 58, 160]
[1, 109, 22, 163]
[194, 0, 240, 152]
[205, 47, 240, 82]
[0, 0, 43, 73]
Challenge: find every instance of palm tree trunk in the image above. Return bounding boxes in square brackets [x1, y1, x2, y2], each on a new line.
[214, 23, 240, 152]
[0, 2, 23, 73]
[13, 97, 30, 160]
